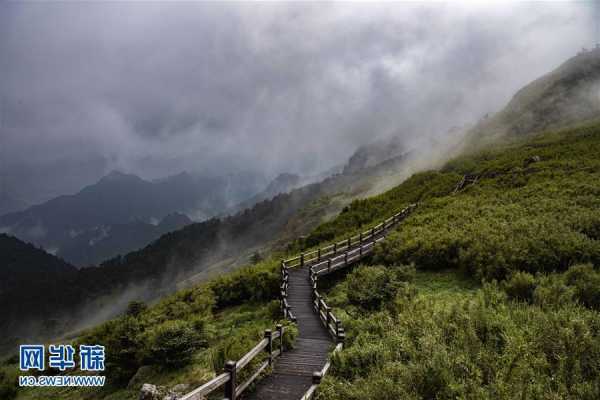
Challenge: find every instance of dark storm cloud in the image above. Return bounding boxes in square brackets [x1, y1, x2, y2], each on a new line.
[0, 1, 592, 205]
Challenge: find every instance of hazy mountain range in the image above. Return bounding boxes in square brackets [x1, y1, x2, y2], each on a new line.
[0, 170, 268, 266]
[2, 50, 600, 353]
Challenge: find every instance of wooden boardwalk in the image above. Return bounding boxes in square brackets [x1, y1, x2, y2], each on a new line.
[244, 265, 332, 399]
[179, 205, 416, 400]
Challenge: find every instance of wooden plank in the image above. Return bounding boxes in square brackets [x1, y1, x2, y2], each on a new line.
[300, 384, 319, 400]
[237, 338, 268, 371]
[236, 360, 269, 397]
[179, 372, 230, 400]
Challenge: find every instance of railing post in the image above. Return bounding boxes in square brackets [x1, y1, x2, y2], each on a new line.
[277, 324, 284, 355]
[316, 294, 321, 314]
[317, 248, 321, 261]
[325, 306, 331, 328]
[359, 232, 363, 243]
[359, 244, 363, 256]
[312, 371, 322, 385]
[371, 227, 375, 237]
[327, 258, 332, 272]
[347, 237, 351, 248]
[224, 360, 237, 400]
[333, 242, 337, 254]
[300, 253, 305, 267]
[337, 328, 345, 344]
[344, 251, 348, 264]
[265, 329, 273, 365]
[335, 320, 341, 337]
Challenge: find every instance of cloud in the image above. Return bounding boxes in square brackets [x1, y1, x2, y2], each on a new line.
[0, 1, 593, 204]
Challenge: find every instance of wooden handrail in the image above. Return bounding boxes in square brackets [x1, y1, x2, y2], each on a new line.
[236, 360, 270, 397]
[293, 204, 416, 399]
[299, 343, 343, 400]
[283, 204, 416, 270]
[236, 338, 268, 371]
[179, 372, 230, 400]
[180, 324, 287, 400]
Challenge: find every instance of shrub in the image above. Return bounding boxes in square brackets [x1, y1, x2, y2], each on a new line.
[346, 265, 403, 310]
[533, 274, 575, 309]
[503, 271, 537, 303]
[126, 301, 147, 317]
[318, 277, 600, 400]
[144, 320, 201, 368]
[209, 261, 279, 308]
[0, 369, 16, 400]
[280, 320, 299, 351]
[564, 264, 600, 310]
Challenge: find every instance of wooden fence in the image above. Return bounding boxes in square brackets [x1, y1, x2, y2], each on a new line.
[180, 324, 287, 400]
[181, 204, 415, 400]
[282, 204, 417, 398]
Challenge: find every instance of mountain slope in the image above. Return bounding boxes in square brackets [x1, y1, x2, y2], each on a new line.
[6, 120, 600, 400]
[469, 49, 600, 141]
[0, 146, 415, 347]
[313, 121, 600, 400]
[0, 234, 78, 338]
[0, 171, 262, 266]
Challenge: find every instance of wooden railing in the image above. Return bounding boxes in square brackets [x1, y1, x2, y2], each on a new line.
[180, 324, 287, 400]
[283, 204, 417, 269]
[300, 342, 343, 400]
[282, 204, 416, 398]
[182, 205, 415, 400]
[280, 262, 296, 322]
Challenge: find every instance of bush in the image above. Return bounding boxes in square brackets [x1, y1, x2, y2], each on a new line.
[279, 320, 299, 351]
[533, 274, 575, 309]
[0, 369, 16, 400]
[564, 264, 600, 310]
[144, 320, 201, 368]
[503, 271, 537, 303]
[209, 261, 279, 308]
[78, 316, 144, 383]
[346, 265, 405, 310]
[126, 301, 147, 317]
[318, 278, 600, 400]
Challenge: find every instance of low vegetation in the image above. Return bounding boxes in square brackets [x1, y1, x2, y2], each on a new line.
[2, 258, 297, 399]
[4, 121, 600, 399]
[317, 269, 600, 399]
[313, 121, 600, 399]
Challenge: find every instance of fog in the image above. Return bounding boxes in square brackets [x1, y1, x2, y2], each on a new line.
[0, 1, 593, 206]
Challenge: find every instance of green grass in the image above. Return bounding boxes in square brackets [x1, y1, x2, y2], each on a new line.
[6, 121, 600, 400]
[413, 270, 479, 298]
[311, 121, 600, 400]
[3, 257, 297, 400]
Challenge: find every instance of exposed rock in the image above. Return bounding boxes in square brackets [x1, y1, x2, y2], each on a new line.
[128, 365, 154, 390]
[453, 174, 479, 194]
[172, 383, 190, 393]
[524, 155, 541, 166]
[139, 383, 160, 400]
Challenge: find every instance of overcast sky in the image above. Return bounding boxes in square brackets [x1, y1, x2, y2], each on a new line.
[0, 1, 594, 206]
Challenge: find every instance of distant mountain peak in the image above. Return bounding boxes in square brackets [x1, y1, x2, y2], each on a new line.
[99, 170, 144, 184]
[469, 50, 600, 140]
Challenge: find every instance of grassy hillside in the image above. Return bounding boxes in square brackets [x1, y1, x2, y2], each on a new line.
[2, 144, 416, 350]
[467, 49, 600, 142]
[311, 121, 600, 399]
[2, 257, 297, 400]
[4, 121, 600, 399]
